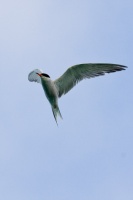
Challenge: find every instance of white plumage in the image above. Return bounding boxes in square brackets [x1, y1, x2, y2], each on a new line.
[28, 69, 43, 83]
[28, 63, 127, 124]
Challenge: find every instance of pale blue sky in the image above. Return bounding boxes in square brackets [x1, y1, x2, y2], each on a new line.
[0, 0, 133, 199]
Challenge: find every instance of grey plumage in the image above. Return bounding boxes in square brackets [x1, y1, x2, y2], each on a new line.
[54, 63, 127, 97]
[28, 63, 127, 124]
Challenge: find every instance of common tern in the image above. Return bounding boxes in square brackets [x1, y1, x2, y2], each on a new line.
[28, 63, 127, 124]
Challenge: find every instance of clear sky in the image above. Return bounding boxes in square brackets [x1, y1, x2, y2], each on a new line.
[0, 0, 133, 199]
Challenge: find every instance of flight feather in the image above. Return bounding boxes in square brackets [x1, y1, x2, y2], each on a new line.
[28, 69, 43, 83]
[54, 63, 127, 97]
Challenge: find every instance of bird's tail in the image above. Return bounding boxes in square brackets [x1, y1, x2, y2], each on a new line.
[52, 105, 63, 125]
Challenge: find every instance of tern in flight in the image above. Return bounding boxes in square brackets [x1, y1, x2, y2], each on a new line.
[28, 63, 127, 124]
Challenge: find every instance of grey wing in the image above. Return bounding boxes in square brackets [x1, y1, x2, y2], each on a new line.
[28, 69, 43, 83]
[54, 63, 127, 97]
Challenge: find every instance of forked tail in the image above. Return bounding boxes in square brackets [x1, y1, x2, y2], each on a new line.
[52, 105, 63, 125]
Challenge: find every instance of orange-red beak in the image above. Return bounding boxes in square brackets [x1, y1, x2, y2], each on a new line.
[36, 73, 42, 77]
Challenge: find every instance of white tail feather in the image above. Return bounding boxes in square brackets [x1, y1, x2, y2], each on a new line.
[52, 106, 63, 125]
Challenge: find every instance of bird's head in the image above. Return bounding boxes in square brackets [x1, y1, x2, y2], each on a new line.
[36, 73, 50, 78]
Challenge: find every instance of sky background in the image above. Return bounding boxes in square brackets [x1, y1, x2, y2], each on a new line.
[0, 0, 133, 199]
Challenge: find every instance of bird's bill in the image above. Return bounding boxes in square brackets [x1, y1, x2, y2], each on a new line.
[36, 73, 42, 77]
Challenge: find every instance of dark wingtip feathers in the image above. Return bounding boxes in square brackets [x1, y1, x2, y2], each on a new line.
[107, 65, 127, 74]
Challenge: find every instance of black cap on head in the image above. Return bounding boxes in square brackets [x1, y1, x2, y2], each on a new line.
[41, 73, 50, 78]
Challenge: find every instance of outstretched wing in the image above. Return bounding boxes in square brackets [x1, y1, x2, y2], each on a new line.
[54, 63, 127, 97]
[28, 69, 43, 83]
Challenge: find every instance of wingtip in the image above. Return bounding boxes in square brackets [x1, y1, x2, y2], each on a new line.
[118, 64, 128, 69]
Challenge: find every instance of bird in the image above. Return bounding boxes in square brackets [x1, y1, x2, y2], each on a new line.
[28, 63, 127, 124]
